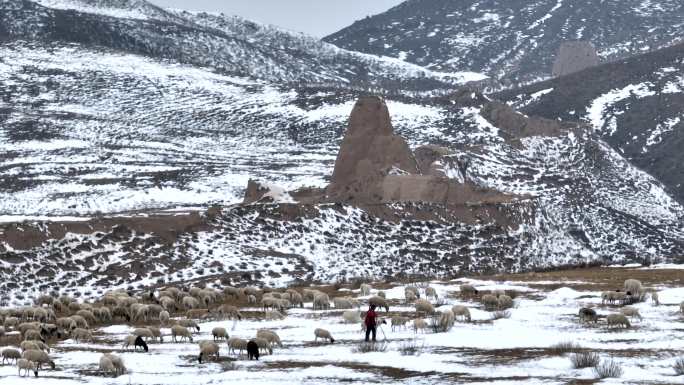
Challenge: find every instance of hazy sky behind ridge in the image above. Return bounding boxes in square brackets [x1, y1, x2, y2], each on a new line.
[150, 0, 404, 37]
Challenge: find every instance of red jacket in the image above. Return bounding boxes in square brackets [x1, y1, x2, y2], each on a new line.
[365, 309, 377, 327]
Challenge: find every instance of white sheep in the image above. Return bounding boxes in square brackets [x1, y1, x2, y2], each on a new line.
[17, 358, 37, 377]
[21, 349, 55, 370]
[619, 307, 642, 321]
[198, 341, 220, 363]
[227, 337, 248, 355]
[391, 316, 409, 331]
[2, 348, 21, 364]
[414, 299, 434, 315]
[425, 287, 438, 300]
[360, 284, 372, 296]
[171, 325, 194, 343]
[247, 295, 257, 304]
[99, 354, 116, 376]
[159, 310, 170, 325]
[405, 290, 418, 302]
[497, 295, 514, 310]
[256, 329, 282, 348]
[103, 353, 125, 375]
[71, 328, 93, 343]
[438, 310, 455, 331]
[134, 328, 155, 342]
[377, 291, 386, 299]
[313, 293, 331, 310]
[459, 284, 478, 297]
[481, 294, 499, 311]
[251, 337, 273, 355]
[212, 327, 229, 341]
[606, 313, 631, 329]
[451, 305, 471, 322]
[651, 291, 659, 306]
[148, 326, 163, 343]
[342, 310, 362, 324]
[314, 328, 335, 343]
[20, 340, 49, 353]
[333, 297, 355, 309]
[368, 296, 390, 312]
[264, 310, 284, 321]
[413, 318, 428, 333]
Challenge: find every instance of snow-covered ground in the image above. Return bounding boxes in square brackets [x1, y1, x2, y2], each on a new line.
[2, 276, 683, 384]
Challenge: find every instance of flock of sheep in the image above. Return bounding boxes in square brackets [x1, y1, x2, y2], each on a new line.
[0, 276, 677, 378]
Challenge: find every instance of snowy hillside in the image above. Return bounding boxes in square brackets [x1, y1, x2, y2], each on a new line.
[0, 0, 484, 90]
[324, 0, 684, 84]
[497, 42, 684, 203]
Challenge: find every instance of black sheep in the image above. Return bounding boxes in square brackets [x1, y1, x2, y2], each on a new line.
[135, 335, 149, 352]
[247, 340, 259, 361]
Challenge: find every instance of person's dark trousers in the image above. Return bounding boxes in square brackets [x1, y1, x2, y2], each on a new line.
[365, 325, 377, 342]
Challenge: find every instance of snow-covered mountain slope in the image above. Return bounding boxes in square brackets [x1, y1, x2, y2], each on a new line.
[324, 0, 684, 84]
[496, 41, 684, 203]
[0, 0, 484, 90]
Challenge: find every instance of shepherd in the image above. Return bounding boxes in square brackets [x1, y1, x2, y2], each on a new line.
[364, 304, 378, 342]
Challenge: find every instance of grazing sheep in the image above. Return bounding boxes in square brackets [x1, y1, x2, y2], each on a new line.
[497, 295, 514, 310]
[160, 297, 177, 312]
[314, 328, 335, 344]
[261, 297, 280, 312]
[606, 313, 631, 329]
[93, 307, 112, 323]
[360, 284, 372, 296]
[227, 337, 248, 355]
[35, 295, 54, 307]
[264, 310, 284, 321]
[216, 305, 242, 321]
[313, 293, 331, 311]
[20, 341, 49, 353]
[481, 294, 499, 311]
[579, 308, 598, 324]
[24, 329, 44, 342]
[17, 358, 38, 377]
[246, 340, 259, 360]
[620, 307, 642, 321]
[18, 322, 40, 336]
[99, 354, 116, 376]
[368, 296, 390, 312]
[70, 315, 88, 329]
[624, 279, 644, 300]
[414, 299, 434, 315]
[159, 310, 170, 325]
[451, 305, 471, 322]
[377, 291, 386, 299]
[438, 310, 455, 331]
[198, 341, 220, 363]
[251, 337, 273, 355]
[460, 284, 479, 297]
[405, 290, 418, 302]
[148, 326, 163, 343]
[2, 348, 21, 365]
[178, 319, 201, 332]
[212, 327, 229, 341]
[22, 349, 55, 370]
[123, 335, 149, 352]
[391, 316, 409, 331]
[413, 318, 428, 333]
[425, 287, 438, 300]
[4, 316, 19, 330]
[171, 325, 194, 343]
[223, 286, 241, 299]
[342, 310, 362, 324]
[651, 292, 659, 306]
[182, 296, 201, 310]
[103, 353, 125, 375]
[333, 297, 355, 309]
[71, 328, 93, 343]
[75, 310, 97, 325]
[186, 309, 211, 320]
[134, 328, 155, 342]
[405, 286, 420, 299]
[289, 292, 304, 308]
[256, 329, 282, 348]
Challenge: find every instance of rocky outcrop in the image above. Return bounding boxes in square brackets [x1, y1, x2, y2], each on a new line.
[243, 179, 294, 204]
[326, 96, 419, 203]
[481, 102, 577, 142]
[325, 96, 517, 206]
[552, 41, 600, 77]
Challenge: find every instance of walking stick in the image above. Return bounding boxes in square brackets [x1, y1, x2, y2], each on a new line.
[378, 324, 387, 342]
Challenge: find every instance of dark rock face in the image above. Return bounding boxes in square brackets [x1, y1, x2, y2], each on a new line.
[496, 41, 684, 203]
[552, 41, 600, 77]
[325, 0, 684, 84]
